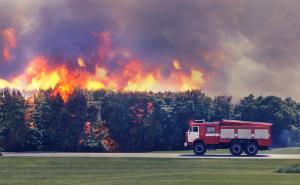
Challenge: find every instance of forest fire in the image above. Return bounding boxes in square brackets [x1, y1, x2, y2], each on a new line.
[0, 30, 205, 102]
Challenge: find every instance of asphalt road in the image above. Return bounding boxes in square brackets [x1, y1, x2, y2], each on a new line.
[2, 152, 300, 159]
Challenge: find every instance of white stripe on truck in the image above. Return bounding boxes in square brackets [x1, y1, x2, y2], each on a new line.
[205, 133, 220, 137]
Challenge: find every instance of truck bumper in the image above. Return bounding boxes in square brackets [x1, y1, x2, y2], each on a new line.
[184, 142, 193, 148]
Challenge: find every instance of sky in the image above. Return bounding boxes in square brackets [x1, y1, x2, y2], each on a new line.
[1, 0, 300, 100]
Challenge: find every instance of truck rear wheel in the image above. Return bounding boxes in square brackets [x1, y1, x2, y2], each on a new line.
[193, 142, 207, 155]
[229, 143, 243, 156]
[244, 143, 258, 156]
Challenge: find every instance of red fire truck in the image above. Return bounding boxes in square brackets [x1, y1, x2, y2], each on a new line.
[184, 120, 272, 156]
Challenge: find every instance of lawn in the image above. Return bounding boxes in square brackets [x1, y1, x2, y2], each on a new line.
[266, 147, 300, 154]
[0, 157, 299, 185]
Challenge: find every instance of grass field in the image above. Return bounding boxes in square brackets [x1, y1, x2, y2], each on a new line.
[0, 157, 300, 185]
[266, 147, 300, 154]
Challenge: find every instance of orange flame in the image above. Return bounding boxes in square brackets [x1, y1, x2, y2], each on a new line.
[172, 59, 182, 70]
[0, 31, 206, 102]
[77, 57, 86, 67]
[1, 28, 16, 61]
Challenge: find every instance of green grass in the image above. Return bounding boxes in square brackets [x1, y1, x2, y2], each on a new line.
[266, 147, 300, 154]
[0, 157, 300, 185]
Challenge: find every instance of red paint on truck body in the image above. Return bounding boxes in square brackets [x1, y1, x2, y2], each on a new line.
[185, 119, 272, 149]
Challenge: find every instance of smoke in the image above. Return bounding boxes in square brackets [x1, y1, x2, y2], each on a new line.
[279, 129, 300, 147]
[1, 0, 300, 99]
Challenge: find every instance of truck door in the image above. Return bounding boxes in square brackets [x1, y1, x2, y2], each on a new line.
[205, 125, 218, 144]
[188, 126, 199, 142]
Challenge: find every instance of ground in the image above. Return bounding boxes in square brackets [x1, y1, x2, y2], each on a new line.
[0, 148, 299, 185]
[266, 147, 300, 154]
[153, 147, 300, 154]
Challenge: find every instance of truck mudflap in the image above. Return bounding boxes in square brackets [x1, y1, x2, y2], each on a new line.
[259, 146, 271, 150]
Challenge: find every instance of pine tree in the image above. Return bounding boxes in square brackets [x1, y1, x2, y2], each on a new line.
[0, 89, 26, 151]
[23, 94, 43, 150]
[65, 89, 87, 151]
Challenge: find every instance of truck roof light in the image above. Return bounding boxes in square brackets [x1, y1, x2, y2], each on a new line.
[194, 119, 205, 123]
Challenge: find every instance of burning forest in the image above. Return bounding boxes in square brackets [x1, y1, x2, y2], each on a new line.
[1, 0, 300, 152]
[0, 28, 205, 102]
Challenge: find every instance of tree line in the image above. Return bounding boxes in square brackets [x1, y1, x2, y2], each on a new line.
[0, 89, 299, 152]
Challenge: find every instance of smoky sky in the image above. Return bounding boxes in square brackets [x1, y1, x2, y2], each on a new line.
[1, 0, 300, 100]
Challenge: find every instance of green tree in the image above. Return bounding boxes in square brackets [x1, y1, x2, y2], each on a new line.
[0, 89, 26, 151]
[211, 96, 233, 121]
[42, 92, 70, 151]
[65, 89, 87, 151]
[235, 95, 298, 146]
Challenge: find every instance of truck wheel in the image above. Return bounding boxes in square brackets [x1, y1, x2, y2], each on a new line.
[193, 142, 207, 155]
[229, 143, 243, 156]
[244, 143, 258, 156]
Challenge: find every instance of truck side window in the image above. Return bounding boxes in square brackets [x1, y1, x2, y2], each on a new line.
[192, 126, 198, 132]
[206, 126, 215, 134]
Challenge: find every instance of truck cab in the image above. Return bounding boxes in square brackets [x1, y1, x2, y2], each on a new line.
[185, 119, 272, 156]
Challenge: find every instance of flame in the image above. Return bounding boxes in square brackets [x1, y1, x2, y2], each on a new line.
[0, 31, 206, 102]
[181, 69, 204, 91]
[172, 59, 182, 70]
[0, 79, 10, 89]
[1, 28, 16, 61]
[77, 57, 86, 67]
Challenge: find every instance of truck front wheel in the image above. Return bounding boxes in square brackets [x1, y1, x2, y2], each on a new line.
[229, 143, 243, 156]
[193, 142, 207, 155]
[244, 143, 258, 156]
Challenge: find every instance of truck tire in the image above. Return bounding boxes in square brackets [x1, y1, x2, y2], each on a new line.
[229, 143, 243, 156]
[193, 142, 207, 155]
[244, 143, 258, 156]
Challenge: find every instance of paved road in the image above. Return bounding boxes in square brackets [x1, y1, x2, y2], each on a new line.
[2, 152, 300, 159]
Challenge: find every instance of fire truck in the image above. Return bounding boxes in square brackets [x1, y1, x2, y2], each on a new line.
[184, 120, 272, 156]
